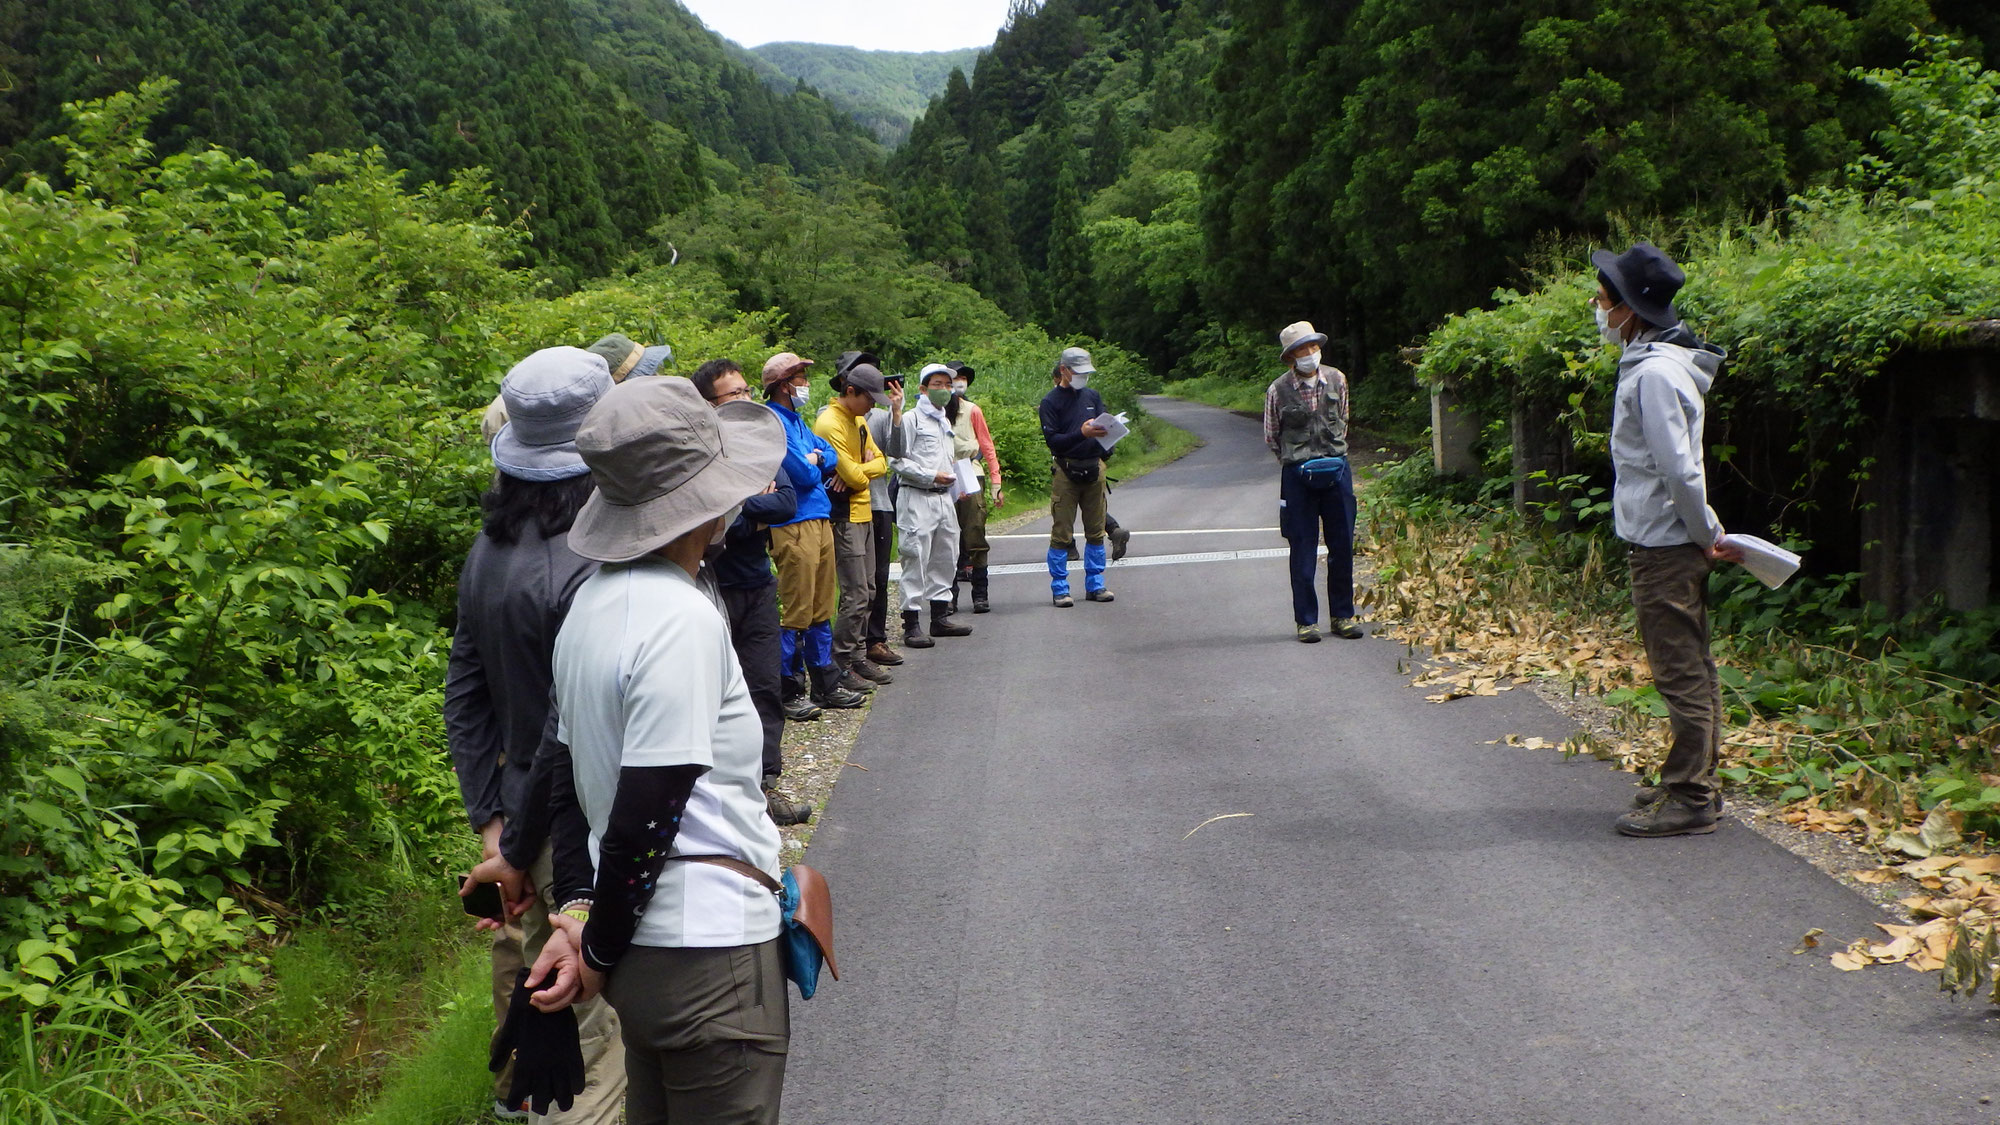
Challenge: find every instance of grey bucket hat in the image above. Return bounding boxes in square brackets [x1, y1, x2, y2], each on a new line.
[490, 346, 615, 481]
[568, 379, 788, 564]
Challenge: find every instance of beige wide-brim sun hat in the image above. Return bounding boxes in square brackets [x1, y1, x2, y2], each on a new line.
[568, 379, 787, 564]
[1278, 321, 1328, 362]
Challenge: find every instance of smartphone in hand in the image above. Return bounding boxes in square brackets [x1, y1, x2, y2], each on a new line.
[459, 876, 505, 921]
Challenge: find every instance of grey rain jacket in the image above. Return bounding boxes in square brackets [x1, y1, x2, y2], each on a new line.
[443, 522, 597, 869]
[1609, 326, 1727, 549]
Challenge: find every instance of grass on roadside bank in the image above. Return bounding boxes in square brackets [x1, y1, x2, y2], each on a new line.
[984, 412, 1204, 527]
[1359, 454, 2000, 999]
[0, 856, 488, 1125]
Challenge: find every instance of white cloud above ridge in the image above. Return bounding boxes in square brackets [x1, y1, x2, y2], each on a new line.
[679, 0, 1013, 53]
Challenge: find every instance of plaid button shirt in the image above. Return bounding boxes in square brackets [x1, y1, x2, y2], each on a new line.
[1263, 368, 1348, 452]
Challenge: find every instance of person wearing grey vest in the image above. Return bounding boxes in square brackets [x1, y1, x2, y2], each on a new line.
[1264, 321, 1361, 643]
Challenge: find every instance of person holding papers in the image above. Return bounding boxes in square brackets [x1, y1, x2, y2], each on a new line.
[892, 364, 972, 648]
[1039, 346, 1115, 607]
[1595, 242, 1746, 839]
[1265, 321, 1360, 643]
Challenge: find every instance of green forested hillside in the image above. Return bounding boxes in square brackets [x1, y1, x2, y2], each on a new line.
[748, 43, 983, 145]
[0, 0, 878, 277]
[889, 0, 1997, 385]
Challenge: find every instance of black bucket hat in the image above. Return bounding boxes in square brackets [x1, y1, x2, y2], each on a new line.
[833, 350, 881, 379]
[1591, 242, 1684, 329]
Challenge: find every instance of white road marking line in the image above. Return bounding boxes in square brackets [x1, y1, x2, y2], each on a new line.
[885, 545, 1323, 582]
[988, 527, 1279, 541]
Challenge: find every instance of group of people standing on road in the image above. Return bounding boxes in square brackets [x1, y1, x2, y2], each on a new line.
[444, 336, 1142, 1124]
[435, 236, 1738, 1123]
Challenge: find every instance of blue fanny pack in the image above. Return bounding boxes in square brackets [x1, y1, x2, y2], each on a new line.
[676, 856, 840, 998]
[1297, 456, 1348, 490]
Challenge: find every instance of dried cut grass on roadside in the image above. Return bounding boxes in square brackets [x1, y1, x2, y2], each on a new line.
[1357, 487, 2000, 1002]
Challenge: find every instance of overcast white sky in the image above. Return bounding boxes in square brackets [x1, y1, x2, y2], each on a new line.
[679, 0, 1014, 53]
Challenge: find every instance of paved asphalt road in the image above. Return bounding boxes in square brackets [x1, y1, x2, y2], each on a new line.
[786, 396, 1998, 1124]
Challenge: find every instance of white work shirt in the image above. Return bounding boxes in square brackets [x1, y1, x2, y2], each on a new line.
[554, 557, 782, 948]
[893, 399, 956, 487]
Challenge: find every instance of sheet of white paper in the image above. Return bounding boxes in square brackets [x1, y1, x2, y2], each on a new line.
[1729, 534, 1802, 589]
[948, 458, 982, 501]
[1093, 412, 1131, 451]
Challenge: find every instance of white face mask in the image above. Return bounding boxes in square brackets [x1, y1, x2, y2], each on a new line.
[1068, 373, 1091, 391]
[1294, 351, 1320, 374]
[791, 385, 811, 410]
[1593, 303, 1624, 345]
[952, 381, 968, 395]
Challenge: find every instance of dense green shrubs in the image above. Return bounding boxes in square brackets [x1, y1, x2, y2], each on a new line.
[0, 81, 1157, 1031]
[1414, 39, 2000, 495]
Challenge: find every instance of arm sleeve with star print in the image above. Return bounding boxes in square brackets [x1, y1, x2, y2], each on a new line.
[577, 762, 706, 973]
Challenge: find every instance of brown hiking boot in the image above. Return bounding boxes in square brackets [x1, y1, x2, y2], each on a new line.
[850, 658, 893, 685]
[867, 641, 904, 666]
[763, 782, 813, 826]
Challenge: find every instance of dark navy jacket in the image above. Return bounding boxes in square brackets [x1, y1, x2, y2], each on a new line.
[713, 473, 798, 590]
[1040, 384, 1109, 463]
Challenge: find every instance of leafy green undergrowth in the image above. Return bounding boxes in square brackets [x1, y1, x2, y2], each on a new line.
[0, 857, 484, 1125]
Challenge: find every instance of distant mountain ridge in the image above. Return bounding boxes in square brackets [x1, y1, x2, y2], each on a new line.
[746, 42, 983, 147]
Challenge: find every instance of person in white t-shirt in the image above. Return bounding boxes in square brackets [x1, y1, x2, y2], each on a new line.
[525, 377, 793, 1124]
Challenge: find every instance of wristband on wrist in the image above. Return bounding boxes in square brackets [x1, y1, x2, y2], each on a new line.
[558, 899, 593, 922]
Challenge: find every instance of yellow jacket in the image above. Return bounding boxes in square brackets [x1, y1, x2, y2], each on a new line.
[813, 401, 888, 524]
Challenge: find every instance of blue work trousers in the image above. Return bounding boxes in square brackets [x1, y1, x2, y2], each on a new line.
[1279, 461, 1356, 625]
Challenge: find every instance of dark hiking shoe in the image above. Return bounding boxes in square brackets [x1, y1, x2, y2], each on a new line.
[850, 658, 893, 685]
[781, 673, 821, 721]
[973, 595, 991, 613]
[930, 601, 972, 637]
[836, 667, 876, 694]
[1616, 795, 1719, 838]
[901, 609, 934, 649]
[763, 784, 813, 827]
[1053, 593, 1075, 608]
[866, 641, 904, 666]
[1296, 624, 1322, 643]
[1085, 589, 1116, 603]
[1110, 524, 1132, 561]
[1330, 617, 1364, 639]
[809, 664, 868, 709]
[1633, 786, 1724, 814]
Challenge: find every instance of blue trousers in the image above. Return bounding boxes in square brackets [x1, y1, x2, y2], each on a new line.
[1279, 462, 1356, 625]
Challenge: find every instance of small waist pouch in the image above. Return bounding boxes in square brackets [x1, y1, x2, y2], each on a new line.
[1297, 456, 1348, 491]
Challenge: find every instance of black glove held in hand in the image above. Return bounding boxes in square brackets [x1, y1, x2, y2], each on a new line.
[489, 967, 587, 1114]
